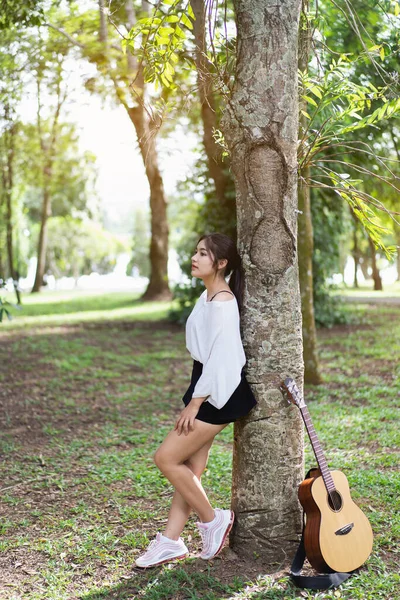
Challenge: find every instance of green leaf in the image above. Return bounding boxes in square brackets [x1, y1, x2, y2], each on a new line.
[170, 52, 179, 63]
[395, 2, 400, 16]
[159, 27, 175, 36]
[187, 3, 195, 19]
[165, 15, 180, 22]
[379, 46, 385, 61]
[174, 25, 186, 38]
[181, 13, 194, 30]
[160, 73, 171, 87]
[300, 109, 311, 120]
[309, 86, 323, 99]
[304, 95, 318, 107]
[165, 62, 175, 76]
[155, 36, 171, 46]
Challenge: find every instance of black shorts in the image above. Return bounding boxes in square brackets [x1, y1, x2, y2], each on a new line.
[182, 360, 257, 425]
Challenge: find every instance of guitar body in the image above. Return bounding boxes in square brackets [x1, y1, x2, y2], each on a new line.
[299, 470, 373, 573]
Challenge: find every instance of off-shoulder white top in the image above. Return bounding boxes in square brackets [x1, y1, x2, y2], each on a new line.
[185, 289, 246, 409]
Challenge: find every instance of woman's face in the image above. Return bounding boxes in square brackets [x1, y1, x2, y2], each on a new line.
[191, 242, 225, 280]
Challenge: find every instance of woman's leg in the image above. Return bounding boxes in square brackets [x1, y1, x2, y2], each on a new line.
[154, 420, 226, 524]
[163, 439, 213, 540]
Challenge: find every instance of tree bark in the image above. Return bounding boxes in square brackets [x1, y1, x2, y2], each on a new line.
[222, 0, 304, 566]
[298, 173, 321, 383]
[351, 211, 360, 288]
[297, 1, 322, 384]
[2, 111, 21, 303]
[32, 184, 51, 293]
[191, 0, 232, 209]
[368, 236, 383, 291]
[128, 106, 171, 300]
[396, 229, 400, 281]
[353, 228, 359, 288]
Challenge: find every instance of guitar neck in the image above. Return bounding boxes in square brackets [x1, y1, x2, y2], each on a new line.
[300, 405, 336, 493]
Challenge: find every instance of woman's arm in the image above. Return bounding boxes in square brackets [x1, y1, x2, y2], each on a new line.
[174, 396, 208, 436]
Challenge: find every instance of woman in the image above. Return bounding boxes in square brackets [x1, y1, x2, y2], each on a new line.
[135, 233, 257, 568]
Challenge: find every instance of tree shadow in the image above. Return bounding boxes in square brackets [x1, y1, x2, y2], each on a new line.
[79, 557, 302, 600]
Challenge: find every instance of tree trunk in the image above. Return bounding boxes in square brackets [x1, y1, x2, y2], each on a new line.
[32, 184, 51, 293]
[396, 229, 400, 281]
[128, 106, 171, 301]
[353, 230, 359, 288]
[2, 115, 21, 303]
[298, 174, 321, 383]
[368, 237, 383, 291]
[297, 1, 321, 384]
[351, 211, 359, 288]
[124, 0, 171, 301]
[222, 0, 304, 566]
[191, 0, 232, 209]
[359, 253, 369, 281]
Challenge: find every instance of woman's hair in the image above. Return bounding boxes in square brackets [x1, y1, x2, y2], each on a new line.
[198, 232, 244, 311]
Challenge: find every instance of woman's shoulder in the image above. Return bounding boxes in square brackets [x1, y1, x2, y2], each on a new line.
[206, 291, 237, 306]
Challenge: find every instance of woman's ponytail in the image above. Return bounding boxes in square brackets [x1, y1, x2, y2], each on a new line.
[229, 254, 244, 313]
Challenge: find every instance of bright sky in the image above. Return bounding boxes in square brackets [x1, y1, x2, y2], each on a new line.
[72, 93, 200, 231]
[19, 55, 200, 235]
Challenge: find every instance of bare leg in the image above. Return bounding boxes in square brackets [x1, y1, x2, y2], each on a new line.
[154, 420, 226, 525]
[163, 439, 213, 540]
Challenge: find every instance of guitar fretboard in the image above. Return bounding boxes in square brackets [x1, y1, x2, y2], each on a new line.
[300, 405, 336, 494]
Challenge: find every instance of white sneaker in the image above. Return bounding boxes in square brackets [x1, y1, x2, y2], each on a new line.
[197, 508, 235, 559]
[135, 533, 189, 568]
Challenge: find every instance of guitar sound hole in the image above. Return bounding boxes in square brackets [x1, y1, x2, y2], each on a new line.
[327, 490, 343, 512]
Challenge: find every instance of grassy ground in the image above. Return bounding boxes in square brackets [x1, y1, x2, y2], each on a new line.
[0, 291, 399, 600]
[335, 280, 400, 300]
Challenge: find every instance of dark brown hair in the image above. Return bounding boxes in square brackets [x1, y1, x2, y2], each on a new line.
[198, 233, 244, 311]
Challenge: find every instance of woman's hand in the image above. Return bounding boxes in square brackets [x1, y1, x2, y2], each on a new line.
[175, 398, 205, 436]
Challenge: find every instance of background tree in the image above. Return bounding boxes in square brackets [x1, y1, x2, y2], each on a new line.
[298, 0, 322, 383]
[30, 32, 69, 292]
[126, 207, 151, 278]
[46, 0, 187, 300]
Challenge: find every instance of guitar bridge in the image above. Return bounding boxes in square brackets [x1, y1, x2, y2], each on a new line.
[335, 523, 354, 536]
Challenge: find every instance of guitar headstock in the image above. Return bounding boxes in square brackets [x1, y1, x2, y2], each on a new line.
[281, 377, 306, 409]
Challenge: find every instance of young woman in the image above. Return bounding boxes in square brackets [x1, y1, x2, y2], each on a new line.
[135, 233, 257, 568]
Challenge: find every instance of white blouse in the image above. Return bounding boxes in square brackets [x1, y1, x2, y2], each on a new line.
[185, 289, 246, 409]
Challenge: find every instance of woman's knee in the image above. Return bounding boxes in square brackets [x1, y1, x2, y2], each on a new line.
[153, 448, 164, 470]
[154, 447, 175, 473]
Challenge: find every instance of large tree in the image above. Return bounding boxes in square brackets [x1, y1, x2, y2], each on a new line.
[47, 1, 172, 300]
[222, 0, 304, 564]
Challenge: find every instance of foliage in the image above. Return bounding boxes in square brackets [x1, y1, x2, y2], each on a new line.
[121, 0, 196, 89]
[0, 0, 44, 29]
[19, 121, 98, 221]
[126, 208, 151, 278]
[298, 56, 400, 257]
[41, 217, 128, 278]
[311, 190, 352, 327]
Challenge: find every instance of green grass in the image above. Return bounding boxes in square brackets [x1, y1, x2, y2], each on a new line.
[0, 291, 399, 599]
[336, 280, 400, 298]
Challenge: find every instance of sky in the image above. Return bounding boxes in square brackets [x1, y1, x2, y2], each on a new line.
[72, 94, 200, 233]
[19, 55, 200, 236]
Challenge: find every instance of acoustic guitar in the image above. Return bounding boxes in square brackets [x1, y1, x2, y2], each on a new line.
[282, 377, 373, 573]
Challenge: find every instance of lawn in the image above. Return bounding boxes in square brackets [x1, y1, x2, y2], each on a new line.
[0, 291, 399, 600]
